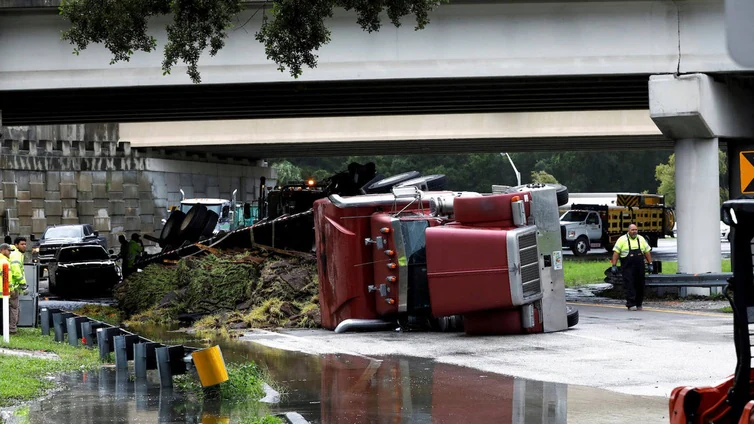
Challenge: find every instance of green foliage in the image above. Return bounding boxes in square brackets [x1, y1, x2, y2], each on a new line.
[271, 160, 303, 185]
[0, 328, 103, 407]
[286, 151, 674, 194]
[240, 416, 284, 424]
[655, 154, 676, 206]
[173, 255, 259, 315]
[60, 0, 447, 83]
[72, 304, 123, 325]
[655, 150, 729, 207]
[114, 263, 178, 316]
[174, 363, 265, 403]
[531, 170, 559, 184]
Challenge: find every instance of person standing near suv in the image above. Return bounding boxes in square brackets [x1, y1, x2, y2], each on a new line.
[8, 238, 27, 334]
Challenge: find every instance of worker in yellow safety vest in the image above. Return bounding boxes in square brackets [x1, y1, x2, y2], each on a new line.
[0, 243, 12, 334]
[8, 237, 27, 334]
[610, 224, 653, 311]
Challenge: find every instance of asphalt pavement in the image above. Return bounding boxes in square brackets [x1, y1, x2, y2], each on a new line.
[242, 304, 735, 400]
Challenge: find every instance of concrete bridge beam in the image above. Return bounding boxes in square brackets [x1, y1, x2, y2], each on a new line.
[650, 73, 754, 280]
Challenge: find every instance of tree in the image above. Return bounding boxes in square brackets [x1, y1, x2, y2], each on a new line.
[271, 160, 302, 185]
[654, 150, 729, 207]
[60, 0, 447, 83]
[530, 170, 558, 184]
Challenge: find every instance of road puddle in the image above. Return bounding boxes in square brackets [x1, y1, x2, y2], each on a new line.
[21, 327, 668, 423]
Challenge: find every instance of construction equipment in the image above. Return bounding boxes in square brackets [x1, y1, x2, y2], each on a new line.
[560, 193, 675, 256]
[669, 197, 754, 423]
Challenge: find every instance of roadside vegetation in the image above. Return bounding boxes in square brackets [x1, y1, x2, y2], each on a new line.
[114, 248, 320, 334]
[564, 259, 732, 287]
[0, 328, 102, 407]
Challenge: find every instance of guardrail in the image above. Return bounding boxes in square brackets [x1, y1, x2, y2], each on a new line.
[40, 308, 227, 388]
[645, 273, 732, 288]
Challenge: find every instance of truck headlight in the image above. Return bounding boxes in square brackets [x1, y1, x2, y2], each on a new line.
[32, 247, 39, 253]
[568, 230, 576, 238]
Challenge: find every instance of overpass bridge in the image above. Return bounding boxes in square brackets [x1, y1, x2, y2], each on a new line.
[2, 0, 754, 278]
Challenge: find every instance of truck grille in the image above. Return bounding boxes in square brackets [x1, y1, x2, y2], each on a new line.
[518, 232, 541, 299]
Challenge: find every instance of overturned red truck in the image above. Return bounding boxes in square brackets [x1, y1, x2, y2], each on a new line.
[314, 184, 577, 335]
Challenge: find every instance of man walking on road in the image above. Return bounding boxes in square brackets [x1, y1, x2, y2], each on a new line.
[611, 224, 653, 311]
[8, 238, 27, 334]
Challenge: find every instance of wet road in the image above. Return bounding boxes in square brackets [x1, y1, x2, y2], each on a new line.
[20, 341, 667, 424]
[241, 305, 735, 401]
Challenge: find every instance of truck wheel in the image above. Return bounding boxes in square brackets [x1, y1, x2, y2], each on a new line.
[396, 174, 447, 191]
[513, 183, 569, 206]
[200, 211, 219, 239]
[566, 306, 579, 327]
[159, 210, 186, 248]
[571, 236, 589, 256]
[179, 204, 208, 242]
[364, 171, 421, 194]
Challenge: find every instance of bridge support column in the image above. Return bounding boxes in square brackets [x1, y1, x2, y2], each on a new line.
[650, 74, 754, 291]
[674, 138, 721, 276]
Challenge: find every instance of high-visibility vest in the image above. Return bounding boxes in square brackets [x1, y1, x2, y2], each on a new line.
[9, 248, 25, 292]
[127, 240, 144, 267]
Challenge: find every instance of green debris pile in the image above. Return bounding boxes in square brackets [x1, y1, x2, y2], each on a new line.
[115, 248, 320, 331]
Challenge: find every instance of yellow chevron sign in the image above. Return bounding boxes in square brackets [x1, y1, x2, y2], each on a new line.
[740, 151, 754, 194]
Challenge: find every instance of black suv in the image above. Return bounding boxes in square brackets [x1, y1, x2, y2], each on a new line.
[32, 224, 108, 277]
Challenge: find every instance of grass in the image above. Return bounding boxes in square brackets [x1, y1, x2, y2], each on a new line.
[563, 259, 732, 287]
[0, 328, 103, 407]
[72, 304, 123, 326]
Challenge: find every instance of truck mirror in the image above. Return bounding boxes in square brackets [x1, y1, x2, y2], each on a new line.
[94, 231, 99, 237]
[30, 234, 37, 242]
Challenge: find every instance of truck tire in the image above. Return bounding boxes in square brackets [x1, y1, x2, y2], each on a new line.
[567, 305, 579, 327]
[179, 204, 208, 242]
[396, 174, 447, 191]
[200, 210, 219, 238]
[513, 183, 569, 206]
[159, 210, 186, 248]
[364, 171, 421, 194]
[571, 236, 589, 256]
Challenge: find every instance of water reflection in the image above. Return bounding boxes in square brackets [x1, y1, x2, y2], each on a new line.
[23, 325, 666, 423]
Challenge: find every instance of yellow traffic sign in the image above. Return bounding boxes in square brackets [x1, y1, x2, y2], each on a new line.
[740, 151, 754, 194]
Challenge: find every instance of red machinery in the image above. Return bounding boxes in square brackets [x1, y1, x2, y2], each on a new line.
[314, 184, 575, 335]
[669, 199, 754, 423]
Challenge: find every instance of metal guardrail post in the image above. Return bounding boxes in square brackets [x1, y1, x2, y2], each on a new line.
[40, 308, 60, 336]
[52, 312, 74, 342]
[97, 327, 120, 361]
[66, 316, 89, 346]
[114, 334, 140, 370]
[156, 345, 186, 388]
[134, 342, 161, 379]
[81, 321, 108, 347]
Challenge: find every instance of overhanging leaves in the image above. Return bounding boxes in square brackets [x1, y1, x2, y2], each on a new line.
[59, 0, 447, 83]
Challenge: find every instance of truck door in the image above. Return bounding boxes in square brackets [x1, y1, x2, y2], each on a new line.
[585, 212, 602, 242]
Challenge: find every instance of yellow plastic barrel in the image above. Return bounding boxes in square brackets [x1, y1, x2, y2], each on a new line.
[201, 413, 230, 424]
[192, 345, 229, 387]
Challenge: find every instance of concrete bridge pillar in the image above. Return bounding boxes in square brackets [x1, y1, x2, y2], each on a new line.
[650, 73, 754, 281]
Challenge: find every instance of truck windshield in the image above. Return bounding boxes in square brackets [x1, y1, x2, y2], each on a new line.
[44, 227, 83, 239]
[560, 211, 590, 222]
[180, 203, 223, 216]
[57, 246, 109, 262]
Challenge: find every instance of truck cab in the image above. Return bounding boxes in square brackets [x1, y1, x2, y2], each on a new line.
[560, 210, 603, 256]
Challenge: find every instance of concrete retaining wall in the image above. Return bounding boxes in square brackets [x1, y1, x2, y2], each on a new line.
[0, 127, 276, 248]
